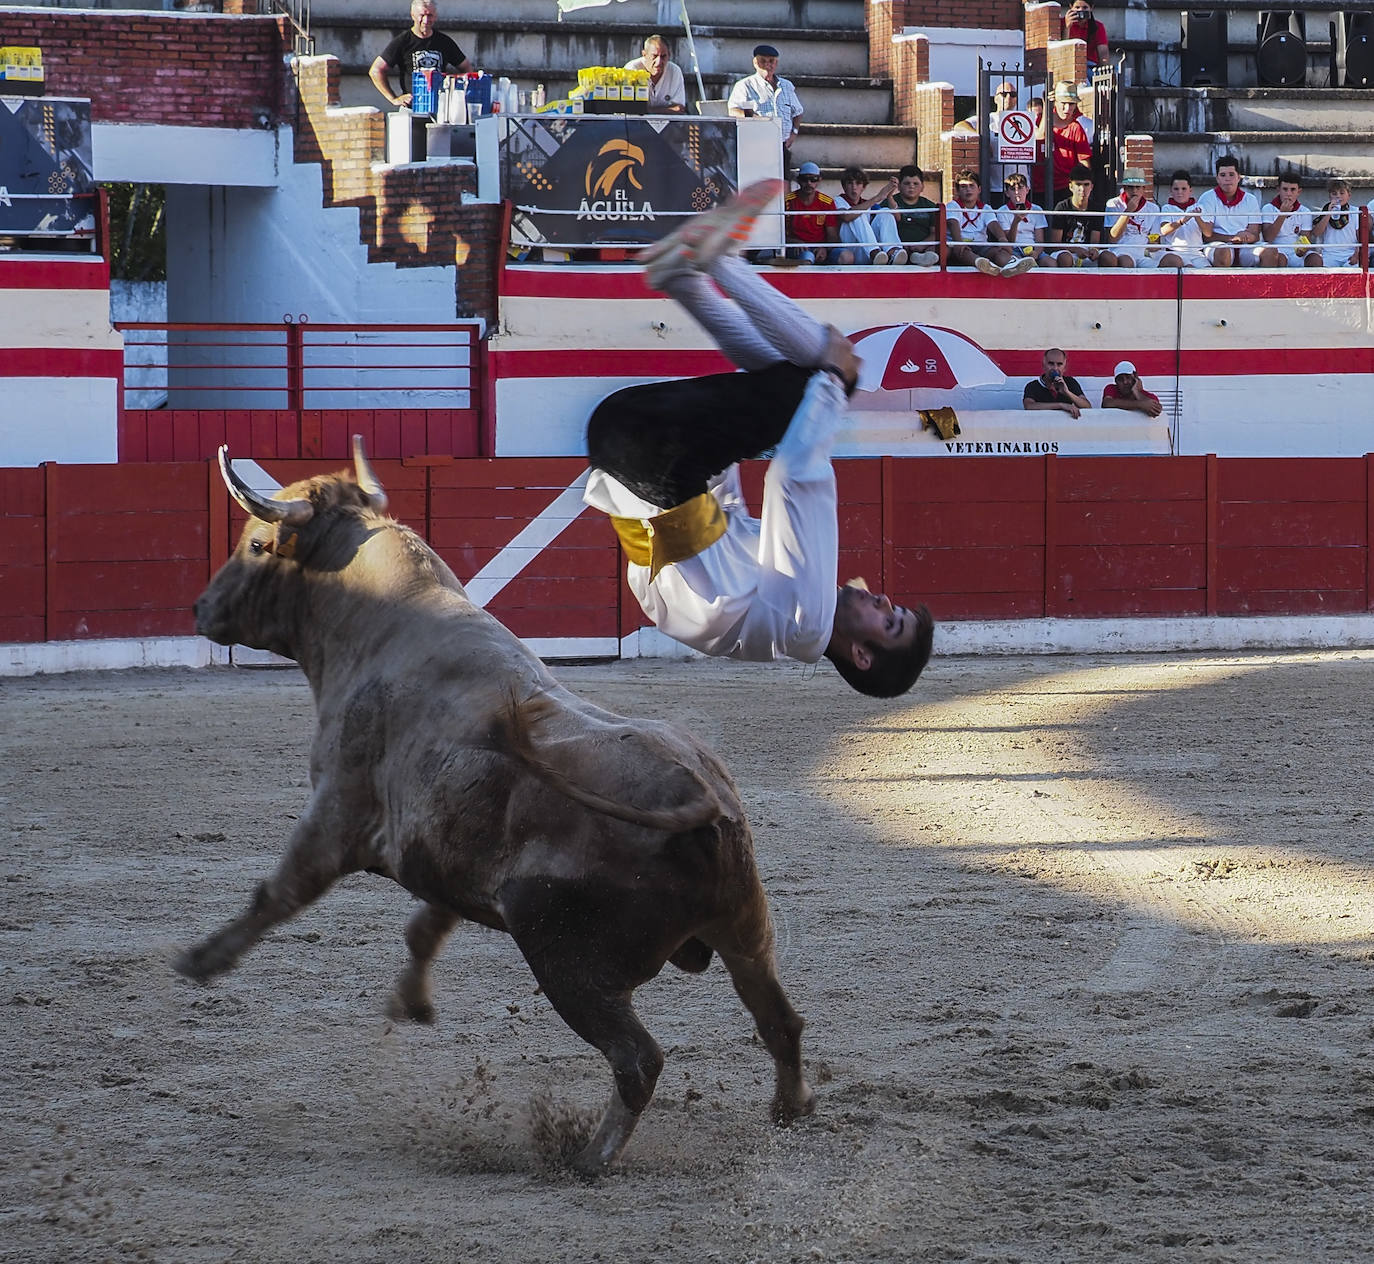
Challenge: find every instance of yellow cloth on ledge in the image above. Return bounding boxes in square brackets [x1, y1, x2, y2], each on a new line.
[610, 492, 727, 580]
[920, 406, 961, 440]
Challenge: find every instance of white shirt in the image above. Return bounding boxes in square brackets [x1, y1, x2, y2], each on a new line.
[995, 200, 1047, 243]
[583, 371, 843, 663]
[1262, 199, 1312, 246]
[727, 72, 804, 137]
[946, 200, 997, 243]
[623, 56, 686, 111]
[1105, 195, 1161, 248]
[1159, 199, 1205, 250]
[1197, 187, 1261, 238]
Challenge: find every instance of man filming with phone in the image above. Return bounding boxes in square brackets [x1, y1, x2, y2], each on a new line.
[1022, 347, 1091, 418]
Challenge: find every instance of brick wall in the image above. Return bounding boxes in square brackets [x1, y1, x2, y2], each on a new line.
[0, 10, 288, 128]
[1122, 135, 1155, 191]
[867, 0, 906, 78]
[292, 55, 499, 323]
[890, 33, 930, 126]
[942, 132, 981, 204]
[903, 0, 1023, 27]
[909, 82, 953, 179]
[1024, 1, 1059, 79]
[1048, 39, 1087, 90]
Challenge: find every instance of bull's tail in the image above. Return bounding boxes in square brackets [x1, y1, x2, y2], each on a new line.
[497, 691, 724, 834]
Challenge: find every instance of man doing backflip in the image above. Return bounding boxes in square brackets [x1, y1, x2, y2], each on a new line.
[583, 182, 934, 698]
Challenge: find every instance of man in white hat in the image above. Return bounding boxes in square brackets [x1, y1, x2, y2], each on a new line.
[1103, 170, 1162, 268]
[1101, 362, 1162, 418]
[1045, 82, 1092, 205]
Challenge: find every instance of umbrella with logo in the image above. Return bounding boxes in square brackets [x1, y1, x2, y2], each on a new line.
[847, 323, 1005, 393]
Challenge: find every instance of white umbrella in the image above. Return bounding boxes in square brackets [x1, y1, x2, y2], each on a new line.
[848, 323, 1005, 393]
[556, 0, 706, 104]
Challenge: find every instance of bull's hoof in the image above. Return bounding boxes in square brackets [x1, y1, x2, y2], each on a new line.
[385, 992, 435, 1025]
[173, 945, 219, 984]
[771, 1081, 817, 1126]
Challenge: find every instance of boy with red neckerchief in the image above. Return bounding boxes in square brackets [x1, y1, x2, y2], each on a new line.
[1261, 172, 1320, 268]
[1313, 178, 1360, 267]
[1156, 170, 1210, 269]
[1104, 170, 1162, 269]
[994, 172, 1048, 265]
[944, 169, 1035, 277]
[1197, 154, 1262, 267]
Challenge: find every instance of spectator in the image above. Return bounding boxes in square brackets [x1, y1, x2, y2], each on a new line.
[1261, 172, 1321, 268]
[1023, 348, 1091, 418]
[1197, 155, 1262, 267]
[1103, 169, 1161, 269]
[1155, 170, 1211, 269]
[945, 170, 1036, 277]
[1049, 165, 1116, 267]
[1062, 0, 1110, 69]
[784, 162, 839, 263]
[834, 167, 907, 265]
[1313, 179, 1359, 267]
[957, 81, 1031, 206]
[1101, 361, 1163, 418]
[624, 34, 686, 114]
[728, 45, 803, 168]
[995, 172, 1048, 264]
[369, 0, 471, 109]
[1045, 83, 1092, 205]
[880, 165, 940, 266]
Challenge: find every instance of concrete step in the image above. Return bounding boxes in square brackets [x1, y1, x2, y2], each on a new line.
[311, 17, 872, 84]
[1150, 132, 1374, 183]
[791, 123, 919, 174]
[307, 0, 868, 30]
[1125, 88, 1374, 135]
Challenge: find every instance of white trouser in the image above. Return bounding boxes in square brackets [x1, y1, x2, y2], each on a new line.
[837, 208, 902, 260]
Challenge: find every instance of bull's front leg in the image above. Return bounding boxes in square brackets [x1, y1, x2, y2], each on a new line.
[175, 810, 350, 983]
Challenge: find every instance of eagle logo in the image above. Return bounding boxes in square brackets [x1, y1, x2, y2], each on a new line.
[585, 138, 646, 198]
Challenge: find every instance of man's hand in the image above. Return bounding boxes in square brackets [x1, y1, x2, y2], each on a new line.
[1061, 401, 1081, 419]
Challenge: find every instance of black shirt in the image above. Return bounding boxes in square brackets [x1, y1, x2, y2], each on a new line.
[1051, 198, 1098, 244]
[379, 29, 468, 78]
[1023, 375, 1084, 405]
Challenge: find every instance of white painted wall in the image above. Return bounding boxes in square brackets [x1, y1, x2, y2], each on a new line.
[0, 378, 118, 464]
[93, 123, 280, 187]
[921, 27, 1026, 95]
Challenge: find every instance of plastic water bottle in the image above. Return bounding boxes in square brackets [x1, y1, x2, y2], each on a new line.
[531, 83, 546, 111]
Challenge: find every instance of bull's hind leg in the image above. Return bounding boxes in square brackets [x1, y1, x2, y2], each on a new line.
[387, 901, 460, 1024]
[712, 896, 815, 1125]
[174, 816, 348, 983]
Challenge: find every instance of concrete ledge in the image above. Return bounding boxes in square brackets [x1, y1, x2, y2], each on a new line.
[8, 617, 1374, 675]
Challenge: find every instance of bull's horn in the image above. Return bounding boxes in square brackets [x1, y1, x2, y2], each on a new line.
[351, 435, 389, 514]
[217, 447, 314, 526]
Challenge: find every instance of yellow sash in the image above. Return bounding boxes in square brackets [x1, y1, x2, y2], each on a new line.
[610, 492, 727, 580]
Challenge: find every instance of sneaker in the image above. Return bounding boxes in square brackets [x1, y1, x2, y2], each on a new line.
[1001, 255, 1037, 277]
[872, 250, 891, 265]
[974, 255, 1001, 277]
[909, 250, 936, 266]
[640, 220, 711, 289]
[689, 178, 788, 270]
[889, 248, 909, 265]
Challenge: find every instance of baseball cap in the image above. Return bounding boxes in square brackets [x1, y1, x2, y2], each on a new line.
[797, 161, 821, 177]
[1113, 361, 1137, 377]
[753, 44, 780, 58]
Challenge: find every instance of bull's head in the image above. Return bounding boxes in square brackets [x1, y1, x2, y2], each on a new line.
[194, 436, 390, 655]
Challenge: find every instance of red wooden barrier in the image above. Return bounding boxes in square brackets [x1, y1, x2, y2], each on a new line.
[3, 456, 1373, 649]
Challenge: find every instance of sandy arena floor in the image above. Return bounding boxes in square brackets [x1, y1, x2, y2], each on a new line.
[2, 650, 1373, 1263]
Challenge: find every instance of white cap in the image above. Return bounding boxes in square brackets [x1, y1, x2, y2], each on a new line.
[1113, 360, 1137, 377]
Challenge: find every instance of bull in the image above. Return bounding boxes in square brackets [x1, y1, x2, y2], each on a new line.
[177, 439, 815, 1174]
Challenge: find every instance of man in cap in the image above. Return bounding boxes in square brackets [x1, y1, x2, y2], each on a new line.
[1103, 170, 1162, 269]
[785, 162, 841, 263]
[586, 180, 935, 697]
[1044, 82, 1092, 206]
[1101, 362, 1163, 418]
[728, 44, 804, 168]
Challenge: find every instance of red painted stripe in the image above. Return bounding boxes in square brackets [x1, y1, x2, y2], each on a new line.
[0, 348, 123, 377]
[492, 345, 1372, 381]
[0, 258, 110, 290]
[498, 264, 1372, 303]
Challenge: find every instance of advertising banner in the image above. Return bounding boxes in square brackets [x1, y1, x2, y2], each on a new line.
[0, 96, 95, 236]
[501, 114, 739, 247]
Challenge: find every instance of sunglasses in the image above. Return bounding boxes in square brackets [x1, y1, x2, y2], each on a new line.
[798, 174, 820, 182]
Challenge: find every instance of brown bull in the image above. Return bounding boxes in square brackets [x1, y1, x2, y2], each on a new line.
[177, 439, 815, 1174]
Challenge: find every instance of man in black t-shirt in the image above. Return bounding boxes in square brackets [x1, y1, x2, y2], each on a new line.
[369, 0, 471, 108]
[1048, 164, 1119, 267]
[1023, 348, 1091, 418]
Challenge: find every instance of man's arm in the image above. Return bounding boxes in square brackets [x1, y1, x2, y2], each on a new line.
[727, 80, 753, 117]
[1262, 208, 1284, 243]
[1239, 216, 1262, 244]
[369, 56, 406, 106]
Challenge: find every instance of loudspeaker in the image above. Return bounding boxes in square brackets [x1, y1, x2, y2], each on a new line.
[1257, 10, 1307, 86]
[1331, 12, 1374, 87]
[1182, 11, 1229, 87]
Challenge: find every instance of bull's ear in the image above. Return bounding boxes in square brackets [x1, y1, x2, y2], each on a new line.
[351, 435, 389, 514]
[218, 447, 314, 526]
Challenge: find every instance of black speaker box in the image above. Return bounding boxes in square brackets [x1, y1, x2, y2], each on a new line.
[1257, 10, 1307, 86]
[1182, 11, 1229, 86]
[1332, 12, 1374, 87]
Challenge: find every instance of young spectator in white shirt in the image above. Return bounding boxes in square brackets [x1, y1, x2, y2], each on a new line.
[833, 167, 906, 265]
[1312, 178, 1359, 267]
[1197, 154, 1262, 267]
[994, 172, 1048, 264]
[1103, 169, 1161, 268]
[1155, 170, 1211, 269]
[945, 169, 1036, 277]
[1260, 172, 1319, 267]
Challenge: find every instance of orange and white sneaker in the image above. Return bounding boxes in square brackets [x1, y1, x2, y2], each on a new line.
[690, 178, 786, 267]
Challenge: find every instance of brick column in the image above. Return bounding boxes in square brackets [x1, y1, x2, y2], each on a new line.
[1122, 135, 1155, 191]
[911, 83, 954, 174]
[1024, 1, 1060, 80]
[942, 131, 982, 202]
[891, 32, 930, 126]
[867, 0, 909, 78]
[1047, 39, 1087, 89]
